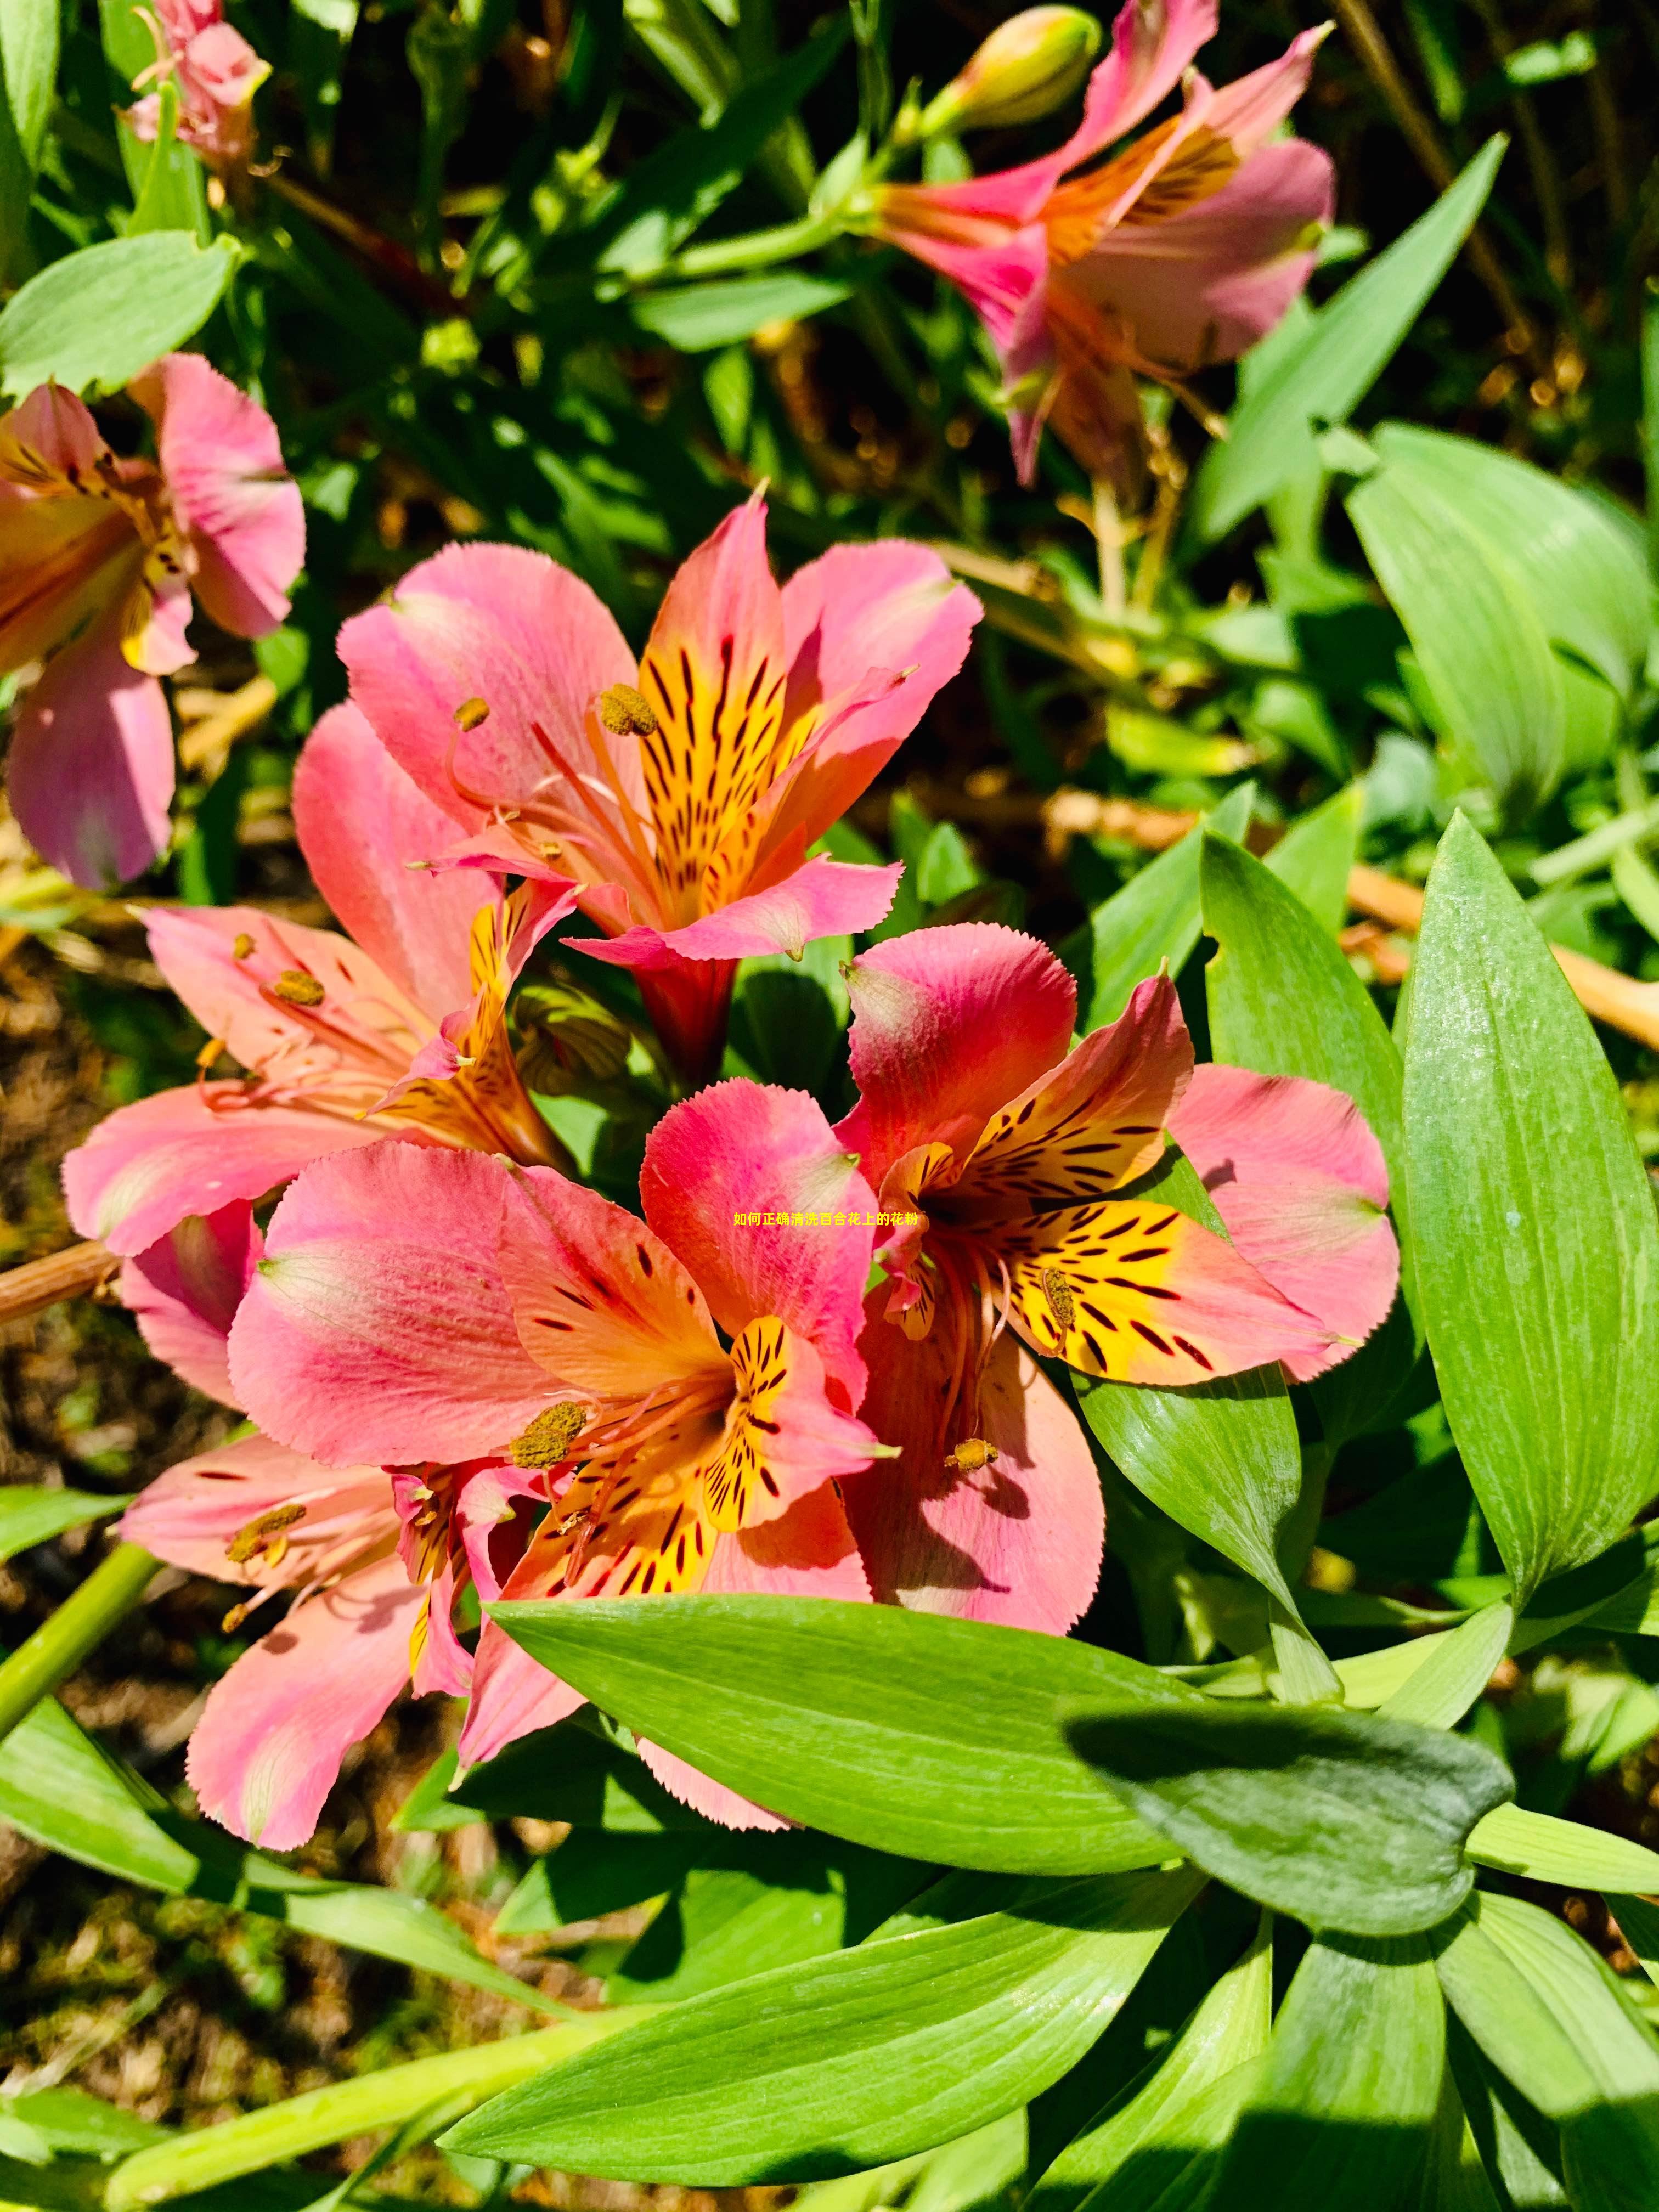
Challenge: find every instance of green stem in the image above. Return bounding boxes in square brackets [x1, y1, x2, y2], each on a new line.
[0, 1542, 160, 1751]
[669, 211, 841, 278]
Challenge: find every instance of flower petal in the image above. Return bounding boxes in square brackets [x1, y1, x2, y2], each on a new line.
[458, 1618, 585, 1769]
[128, 352, 303, 637]
[583, 856, 901, 970]
[1166, 1062, 1399, 1382]
[845, 1308, 1103, 1634]
[185, 1553, 419, 1847]
[7, 616, 173, 888]
[835, 923, 1076, 1190]
[229, 1143, 550, 1466]
[636, 1739, 788, 1833]
[120, 1203, 262, 1405]
[640, 1079, 878, 1408]
[120, 1429, 393, 1589]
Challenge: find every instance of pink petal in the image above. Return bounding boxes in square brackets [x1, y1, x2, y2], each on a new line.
[834, 923, 1077, 1190]
[844, 1306, 1104, 1635]
[228, 1143, 551, 1466]
[1167, 1062, 1400, 1383]
[128, 353, 303, 638]
[338, 541, 636, 831]
[458, 1617, 585, 1769]
[1049, 0, 1220, 173]
[636, 1738, 788, 1833]
[640, 1080, 879, 1410]
[120, 1203, 262, 1405]
[61, 1082, 385, 1256]
[290, 702, 484, 1012]
[1199, 25, 1330, 153]
[637, 494, 784, 759]
[583, 855, 902, 970]
[7, 615, 174, 888]
[120, 1429, 393, 1588]
[185, 1552, 419, 1847]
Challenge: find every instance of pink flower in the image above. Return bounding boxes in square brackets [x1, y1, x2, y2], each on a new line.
[125, 0, 269, 177]
[872, 0, 1334, 486]
[225, 1086, 887, 1828]
[834, 923, 1398, 1634]
[0, 357, 303, 887]
[336, 493, 980, 1081]
[63, 701, 570, 1259]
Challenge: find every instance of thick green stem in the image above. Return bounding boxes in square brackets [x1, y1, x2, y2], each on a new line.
[0, 1541, 160, 1751]
[669, 211, 840, 278]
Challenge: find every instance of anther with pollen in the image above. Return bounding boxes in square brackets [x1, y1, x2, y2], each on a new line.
[511, 1402, 588, 1469]
[232, 933, 255, 960]
[945, 1437, 998, 1474]
[1042, 1268, 1075, 1329]
[454, 696, 490, 730]
[271, 970, 325, 1007]
[226, 1502, 307, 1566]
[596, 683, 659, 737]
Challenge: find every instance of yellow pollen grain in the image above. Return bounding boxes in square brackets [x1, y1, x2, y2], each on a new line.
[271, 970, 325, 1007]
[510, 1402, 588, 1470]
[222, 1602, 251, 1633]
[596, 682, 659, 737]
[225, 1502, 307, 1565]
[454, 696, 490, 730]
[232, 933, 255, 960]
[946, 1437, 998, 1474]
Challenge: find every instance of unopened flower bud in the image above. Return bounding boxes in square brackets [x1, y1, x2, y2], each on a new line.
[918, 8, 1102, 138]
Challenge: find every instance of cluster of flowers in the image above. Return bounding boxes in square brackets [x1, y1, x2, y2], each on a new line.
[0, 0, 1364, 1846]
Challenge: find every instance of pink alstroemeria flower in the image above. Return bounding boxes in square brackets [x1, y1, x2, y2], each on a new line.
[1, 357, 303, 887]
[63, 701, 569, 1261]
[834, 923, 1398, 1634]
[872, 0, 1334, 487]
[336, 493, 980, 1081]
[227, 1086, 887, 1827]
[125, 0, 269, 177]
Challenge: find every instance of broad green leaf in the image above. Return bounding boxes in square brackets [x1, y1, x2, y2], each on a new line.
[104, 2019, 649, 2209]
[1063, 1700, 1511, 1936]
[402, 1719, 704, 1833]
[630, 272, 851, 348]
[1371, 425, 1650, 699]
[442, 1868, 1203, 2184]
[1434, 1892, 1659, 2212]
[487, 1595, 1189, 1875]
[1060, 783, 1255, 1032]
[1347, 461, 1566, 817]
[1205, 1933, 1446, 2208]
[1263, 782, 1364, 936]
[1030, 1914, 1271, 2212]
[1380, 1601, 1514, 1730]
[788, 2115, 1028, 2212]
[1402, 814, 1659, 1602]
[1466, 1806, 1659, 1895]
[1190, 138, 1505, 540]
[1, 0, 57, 171]
[0, 1487, 129, 1564]
[0, 235, 237, 399]
[1, 2089, 170, 2159]
[0, 1692, 199, 1891]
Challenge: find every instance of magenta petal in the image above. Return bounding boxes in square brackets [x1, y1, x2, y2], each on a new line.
[1051, 0, 1220, 172]
[7, 616, 174, 888]
[845, 1308, 1104, 1635]
[582, 856, 902, 971]
[128, 353, 303, 637]
[120, 1203, 262, 1405]
[61, 1082, 384, 1256]
[291, 702, 485, 1012]
[1167, 1062, 1399, 1383]
[185, 1554, 419, 1848]
[229, 1143, 551, 1466]
[640, 1080, 878, 1409]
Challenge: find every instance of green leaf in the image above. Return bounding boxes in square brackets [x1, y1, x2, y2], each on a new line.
[0, 1487, 129, 1565]
[1, 0, 57, 172]
[1370, 425, 1650, 700]
[1602, 1897, 1659, 1999]
[1204, 1933, 1446, 2208]
[1465, 1805, 1659, 1895]
[104, 2020, 650, 2210]
[1402, 814, 1659, 1603]
[2, 2088, 170, 2158]
[486, 1594, 1188, 1875]
[1263, 782, 1364, 936]
[0, 1692, 199, 1891]
[630, 271, 851, 348]
[1030, 1914, 1271, 2212]
[1347, 460, 1567, 817]
[126, 82, 208, 239]
[1062, 1700, 1512, 1936]
[0, 235, 238, 399]
[787, 2115, 1029, 2212]
[1434, 1892, 1659, 2212]
[1059, 783, 1255, 1033]
[441, 1868, 1203, 2185]
[1379, 1601, 1514, 1730]
[1190, 138, 1506, 540]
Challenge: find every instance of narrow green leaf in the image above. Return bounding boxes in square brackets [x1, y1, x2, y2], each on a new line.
[1063, 1700, 1512, 1936]
[487, 1595, 1190, 1875]
[1402, 814, 1659, 1602]
[0, 1691, 198, 1891]
[1264, 782, 1365, 936]
[1, 0, 58, 171]
[1059, 783, 1255, 1033]
[1, 2088, 169, 2158]
[1190, 138, 1506, 540]
[1380, 1602, 1514, 1730]
[1348, 462, 1566, 817]
[442, 1869, 1202, 2185]
[0, 1488, 129, 1565]
[630, 271, 851, 348]
[1466, 1806, 1659, 1895]
[1205, 1933, 1446, 2208]
[0, 235, 237, 398]
[1603, 1897, 1659, 1999]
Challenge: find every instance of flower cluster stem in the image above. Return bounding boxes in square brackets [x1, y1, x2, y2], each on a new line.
[0, 1541, 162, 1751]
